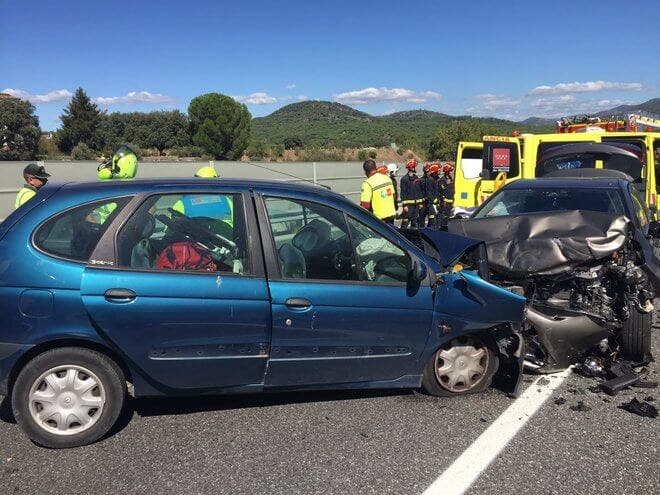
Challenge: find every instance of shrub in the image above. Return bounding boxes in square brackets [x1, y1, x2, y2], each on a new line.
[357, 149, 368, 161]
[71, 142, 96, 160]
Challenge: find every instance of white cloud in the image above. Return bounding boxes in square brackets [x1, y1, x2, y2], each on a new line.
[471, 94, 521, 111]
[2, 88, 73, 103]
[333, 87, 442, 105]
[296, 95, 309, 101]
[232, 92, 277, 105]
[530, 81, 643, 95]
[94, 91, 176, 105]
[286, 84, 297, 90]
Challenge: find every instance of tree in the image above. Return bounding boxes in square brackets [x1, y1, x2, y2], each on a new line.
[283, 136, 303, 150]
[428, 120, 495, 160]
[144, 111, 191, 154]
[57, 87, 104, 153]
[188, 93, 251, 160]
[99, 111, 192, 155]
[0, 95, 41, 160]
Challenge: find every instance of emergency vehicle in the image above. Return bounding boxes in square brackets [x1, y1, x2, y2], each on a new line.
[453, 124, 660, 217]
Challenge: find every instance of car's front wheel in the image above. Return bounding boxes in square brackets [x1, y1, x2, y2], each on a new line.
[11, 347, 126, 448]
[618, 302, 653, 364]
[422, 335, 498, 396]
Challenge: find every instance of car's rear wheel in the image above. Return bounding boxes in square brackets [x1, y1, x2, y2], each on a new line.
[11, 347, 126, 448]
[618, 303, 653, 364]
[422, 335, 498, 396]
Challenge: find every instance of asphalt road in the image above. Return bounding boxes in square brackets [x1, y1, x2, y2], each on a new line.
[1, 334, 658, 494]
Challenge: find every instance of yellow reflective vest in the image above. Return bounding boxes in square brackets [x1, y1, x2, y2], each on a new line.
[15, 185, 37, 209]
[361, 173, 396, 219]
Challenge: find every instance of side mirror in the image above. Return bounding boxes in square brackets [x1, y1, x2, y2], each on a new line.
[479, 168, 491, 180]
[409, 260, 427, 283]
[453, 212, 469, 220]
[648, 220, 660, 238]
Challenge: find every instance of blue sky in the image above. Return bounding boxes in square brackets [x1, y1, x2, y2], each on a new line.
[2, 0, 658, 130]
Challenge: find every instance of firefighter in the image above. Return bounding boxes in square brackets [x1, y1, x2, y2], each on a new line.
[399, 159, 424, 228]
[15, 163, 50, 209]
[439, 163, 455, 230]
[360, 159, 396, 224]
[426, 163, 442, 228]
[386, 163, 399, 212]
[173, 166, 233, 227]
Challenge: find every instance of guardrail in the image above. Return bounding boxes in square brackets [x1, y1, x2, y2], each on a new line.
[0, 161, 370, 222]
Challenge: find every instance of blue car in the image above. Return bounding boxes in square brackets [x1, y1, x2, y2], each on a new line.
[0, 179, 525, 448]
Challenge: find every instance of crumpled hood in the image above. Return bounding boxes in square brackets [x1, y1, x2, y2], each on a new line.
[399, 227, 485, 268]
[448, 210, 631, 278]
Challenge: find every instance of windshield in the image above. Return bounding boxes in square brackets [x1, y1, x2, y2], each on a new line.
[474, 187, 626, 218]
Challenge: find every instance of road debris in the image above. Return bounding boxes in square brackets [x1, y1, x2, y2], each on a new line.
[618, 398, 658, 418]
[569, 401, 591, 412]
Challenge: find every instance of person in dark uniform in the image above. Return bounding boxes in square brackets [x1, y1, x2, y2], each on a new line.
[439, 164, 455, 230]
[399, 159, 424, 228]
[426, 163, 442, 228]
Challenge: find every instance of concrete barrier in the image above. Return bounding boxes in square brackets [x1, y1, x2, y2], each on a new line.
[0, 160, 369, 221]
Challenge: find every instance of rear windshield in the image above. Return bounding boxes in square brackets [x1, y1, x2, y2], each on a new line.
[474, 187, 626, 218]
[34, 197, 130, 262]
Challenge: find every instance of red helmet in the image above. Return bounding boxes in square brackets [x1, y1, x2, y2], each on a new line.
[377, 165, 388, 175]
[442, 164, 454, 174]
[405, 159, 418, 171]
[429, 163, 440, 174]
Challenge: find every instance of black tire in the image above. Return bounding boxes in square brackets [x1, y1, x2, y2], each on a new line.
[421, 335, 499, 397]
[619, 304, 653, 364]
[11, 347, 126, 448]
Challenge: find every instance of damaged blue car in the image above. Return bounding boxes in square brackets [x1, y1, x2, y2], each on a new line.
[0, 179, 524, 448]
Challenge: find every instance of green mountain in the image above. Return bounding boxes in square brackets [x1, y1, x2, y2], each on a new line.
[252, 101, 544, 148]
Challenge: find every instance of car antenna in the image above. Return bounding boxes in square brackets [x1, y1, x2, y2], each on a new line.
[242, 161, 331, 190]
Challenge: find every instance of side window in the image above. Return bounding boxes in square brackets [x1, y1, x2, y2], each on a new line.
[264, 197, 358, 281]
[34, 197, 130, 262]
[630, 187, 650, 229]
[347, 216, 411, 283]
[116, 193, 249, 274]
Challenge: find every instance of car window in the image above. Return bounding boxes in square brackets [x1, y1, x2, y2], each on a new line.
[264, 197, 358, 281]
[347, 216, 411, 283]
[475, 188, 626, 218]
[116, 193, 249, 274]
[34, 197, 130, 262]
[629, 187, 650, 228]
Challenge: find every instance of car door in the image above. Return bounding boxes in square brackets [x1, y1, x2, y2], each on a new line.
[80, 190, 271, 391]
[256, 192, 435, 387]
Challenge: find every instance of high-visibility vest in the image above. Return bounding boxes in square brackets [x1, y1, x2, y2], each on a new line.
[361, 173, 396, 219]
[172, 195, 234, 226]
[15, 185, 37, 209]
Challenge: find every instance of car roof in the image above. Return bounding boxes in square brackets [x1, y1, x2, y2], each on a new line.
[504, 177, 629, 189]
[48, 177, 351, 203]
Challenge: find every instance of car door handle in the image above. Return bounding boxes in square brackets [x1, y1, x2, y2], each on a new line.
[104, 288, 137, 303]
[285, 297, 312, 309]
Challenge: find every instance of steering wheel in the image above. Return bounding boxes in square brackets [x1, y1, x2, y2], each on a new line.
[165, 209, 237, 254]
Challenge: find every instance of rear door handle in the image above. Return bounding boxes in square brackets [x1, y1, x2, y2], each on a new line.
[285, 297, 312, 309]
[104, 288, 137, 303]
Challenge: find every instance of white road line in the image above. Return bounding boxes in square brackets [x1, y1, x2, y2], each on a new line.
[422, 368, 573, 495]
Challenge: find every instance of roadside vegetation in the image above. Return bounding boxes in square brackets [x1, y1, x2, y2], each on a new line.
[3, 88, 656, 163]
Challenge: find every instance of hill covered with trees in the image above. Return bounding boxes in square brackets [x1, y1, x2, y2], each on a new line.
[251, 100, 548, 150]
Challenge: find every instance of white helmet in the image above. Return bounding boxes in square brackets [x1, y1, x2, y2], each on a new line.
[386, 163, 398, 175]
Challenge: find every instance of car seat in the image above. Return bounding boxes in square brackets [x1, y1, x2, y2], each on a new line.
[292, 219, 331, 255]
[118, 213, 156, 268]
[278, 243, 306, 278]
